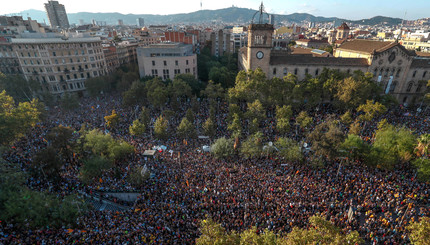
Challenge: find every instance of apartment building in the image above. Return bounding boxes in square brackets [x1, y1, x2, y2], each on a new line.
[10, 37, 107, 96]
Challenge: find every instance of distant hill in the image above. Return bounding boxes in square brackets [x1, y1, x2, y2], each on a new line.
[11, 7, 404, 26]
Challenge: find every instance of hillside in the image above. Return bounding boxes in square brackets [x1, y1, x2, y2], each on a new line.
[13, 7, 403, 26]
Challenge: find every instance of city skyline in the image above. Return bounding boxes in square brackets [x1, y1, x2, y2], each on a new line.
[1, 0, 429, 21]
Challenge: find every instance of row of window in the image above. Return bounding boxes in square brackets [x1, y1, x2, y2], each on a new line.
[151, 68, 193, 78]
[152, 59, 194, 66]
[16, 43, 100, 50]
[273, 67, 321, 76]
[50, 81, 85, 93]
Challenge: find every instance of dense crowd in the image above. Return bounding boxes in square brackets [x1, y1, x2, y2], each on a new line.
[1, 94, 430, 244]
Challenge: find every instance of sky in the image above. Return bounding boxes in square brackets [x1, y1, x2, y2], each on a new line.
[1, 0, 429, 20]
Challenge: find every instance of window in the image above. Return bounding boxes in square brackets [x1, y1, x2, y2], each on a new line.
[175, 60, 178, 66]
[283, 68, 287, 76]
[174, 69, 180, 74]
[163, 60, 167, 66]
[413, 70, 417, 78]
[185, 68, 190, 74]
[406, 82, 413, 92]
[423, 71, 427, 78]
[186, 60, 189, 65]
[69, 84, 74, 90]
[66, 75, 70, 80]
[273, 68, 277, 75]
[53, 51, 56, 56]
[74, 74, 77, 79]
[151, 69, 158, 77]
[305, 68, 309, 74]
[315, 69, 319, 76]
[152, 60, 155, 66]
[294, 68, 298, 75]
[416, 83, 423, 93]
[390, 81, 397, 92]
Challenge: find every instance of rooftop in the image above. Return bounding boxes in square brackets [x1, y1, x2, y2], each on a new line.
[11, 37, 102, 44]
[270, 55, 368, 66]
[337, 40, 395, 54]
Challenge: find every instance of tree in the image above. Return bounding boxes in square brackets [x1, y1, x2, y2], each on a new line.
[177, 117, 196, 139]
[85, 76, 113, 96]
[349, 120, 362, 135]
[60, 93, 79, 110]
[108, 140, 134, 161]
[128, 165, 150, 186]
[104, 110, 120, 128]
[211, 137, 235, 159]
[228, 113, 242, 136]
[335, 72, 381, 109]
[203, 80, 225, 105]
[275, 137, 303, 162]
[129, 119, 146, 136]
[295, 111, 312, 131]
[82, 129, 134, 161]
[415, 134, 430, 158]
[407, 217, 430, 245]
[369, 123, 416, 169]
[186, 108, 195, 123]
[340, 111, 353, 125]
[339, 134, 370, 162]
[203, 117, 216, 138]
[208, 66, 236, 88]
[357, 100, 386, 123]
[154, 115, 169, 140]
[79, 156, 112, 184]
[196, 217, 239, 245]
[240, 132, 263, 158]
[174, 74, 203, 96]
[412, 158, 430, 182]
[245, 99, 265, 121]
[122, 81, 146, 106]
[0, 73, 40, 102]
[0, 91, 41, 145]
[285, 215, 363, 245]
[139, 106, 151, 127]
[46, 125, 75, 161]
[169, 79, 192, 101]
[308, 118, 346, 160]
[33, 147, 62, 181]
[146, 78, 168, 109]
[276, 105, 292, 134]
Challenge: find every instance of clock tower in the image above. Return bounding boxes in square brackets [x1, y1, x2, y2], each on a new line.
[246, 3, 274, 74]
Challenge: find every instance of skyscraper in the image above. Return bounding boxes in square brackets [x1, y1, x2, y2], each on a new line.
[44, 0, 69, 29]
[137, 18, 145, 28]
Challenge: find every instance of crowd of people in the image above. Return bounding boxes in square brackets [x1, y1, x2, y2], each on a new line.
[1, 93, 430, 244]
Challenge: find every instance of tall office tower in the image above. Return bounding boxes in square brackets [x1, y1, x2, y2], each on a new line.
[44, 0, 70, 29]
[269, 14, 275, 25]
[137, 18, 145, 28]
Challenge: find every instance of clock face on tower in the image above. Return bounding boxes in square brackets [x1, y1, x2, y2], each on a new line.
[256, 51, 264, 59]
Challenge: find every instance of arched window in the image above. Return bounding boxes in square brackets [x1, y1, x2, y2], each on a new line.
[416, 83, 423, 93]
[396, 68, 401, 77]
[389, 81, 397, 92]
[406, 82, 413, 92]
[413, 70, 417, 78]
[423, 71, 427, 78]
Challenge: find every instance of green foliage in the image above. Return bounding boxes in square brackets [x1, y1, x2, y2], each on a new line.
[0, 74, 40, 102]
[308, 118, 346, 160]
[275, 137, 303, 162]
[146, 78, 168, 109]
[357, 100, 387, 122]
[0, 163, 87, 229]
[154, 115, 169, 140]
[129, 119, 146, 136]
[228, 113, 242, 136]
[369, 123, 416, 169]
[169, 78, 192, 99]
[46, 125, 75, 160]
[415, 134, 430, 158]
[203, 117, 216, 138]
[209, 66, 236, 88]
[295, 111, 312, 130]
[340, 134, 370, 162]
[79, 156, 112, 184]
[196, 216, 240, 245]
[104, 109, 120, 128]
[33, 146, 63, 181]
[174, 74, 203, 95]
[177, 117, 196, 139]
[245, 99, 265, 121]
[334, 71, 381, 110]
[139, 106, 151, 126]
[240, 132, 263, 158]
[276, 105, 292, 134]
[60, 93, 80, 110]
[128, 166, 150, 186]
[85, 76, 113, 97]
[0, 91, 41, 145]
[340, 111, 353, 125]
[412, 158, 430, 182]
[83, 129, 134, 161]
[349, 120, 362, 135]
[122, 81, 146, 106]
[407, 217, 430, 245]
[186, 108, 195, 123]
[203, 80, 225, 104]
[211, 137, 235, 159]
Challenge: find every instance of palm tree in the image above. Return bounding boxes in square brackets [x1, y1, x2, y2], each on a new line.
[416, 134, 430, 158]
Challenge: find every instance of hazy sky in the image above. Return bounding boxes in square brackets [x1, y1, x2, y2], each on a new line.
[1, 0, 429, 20]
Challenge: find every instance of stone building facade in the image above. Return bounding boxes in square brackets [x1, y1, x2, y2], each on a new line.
[239, 23, 430, 105]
